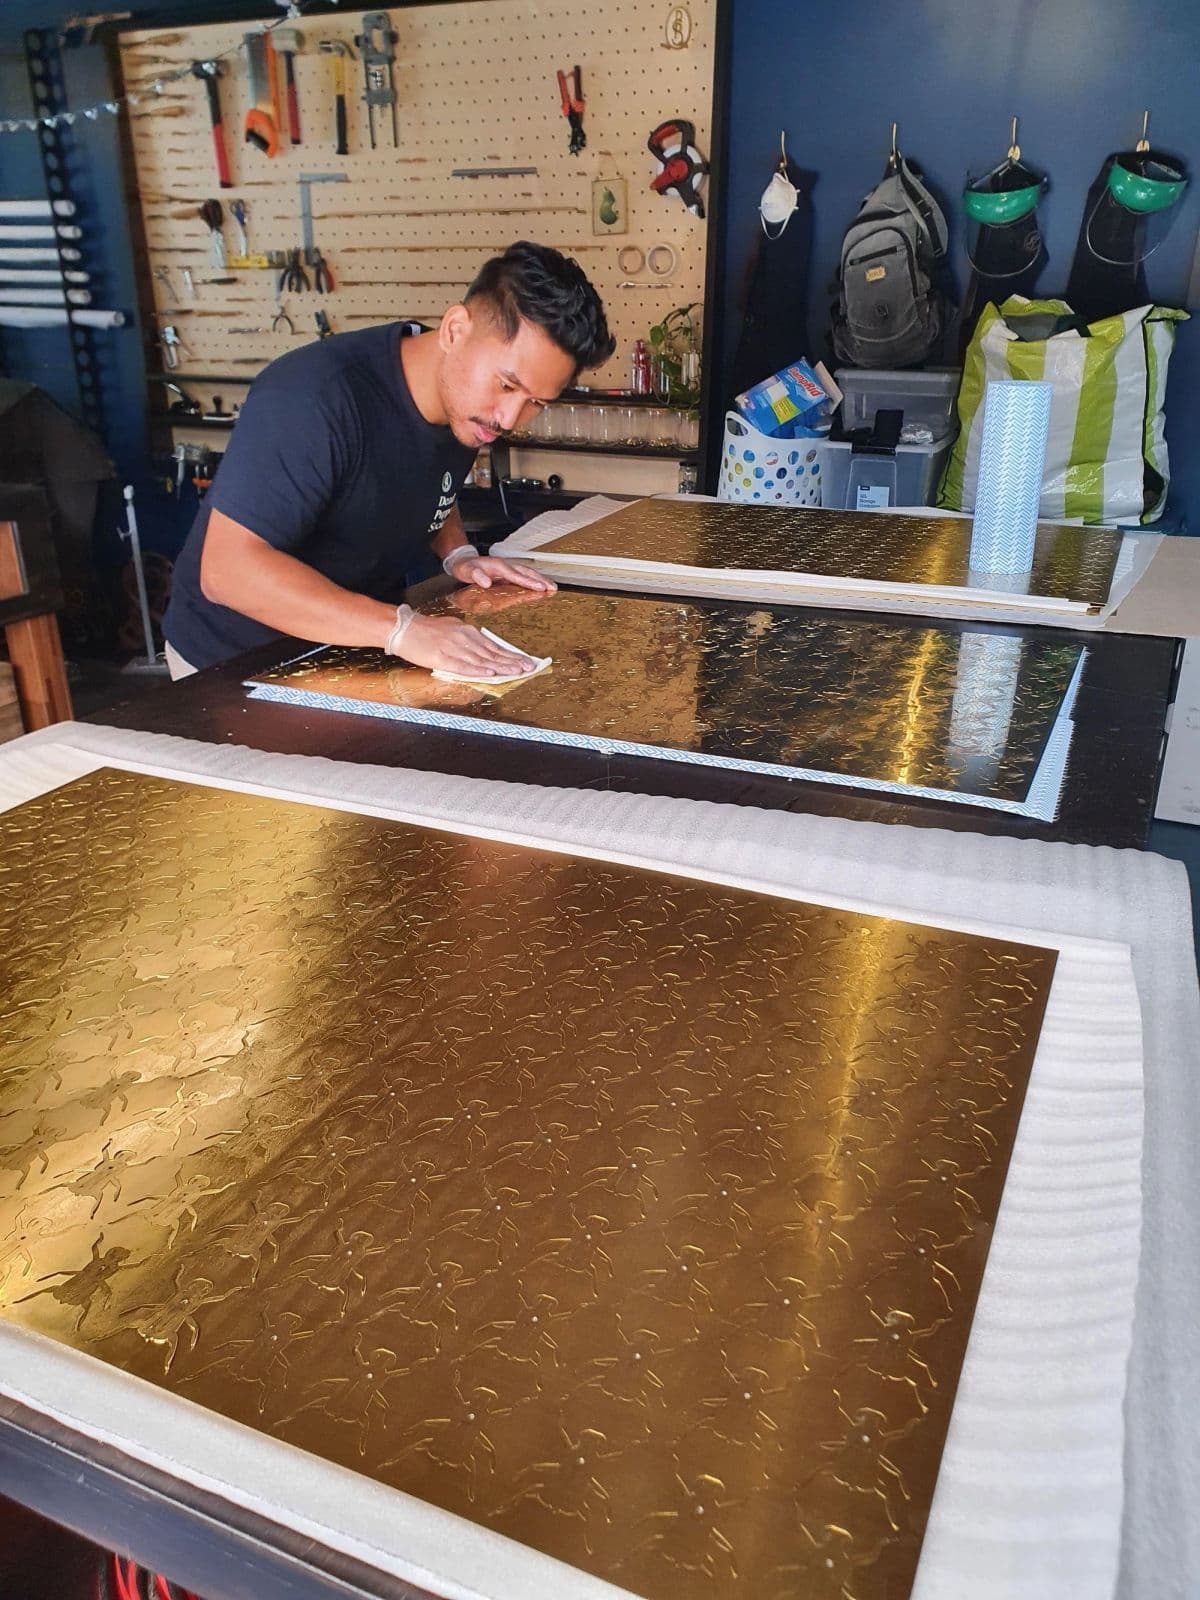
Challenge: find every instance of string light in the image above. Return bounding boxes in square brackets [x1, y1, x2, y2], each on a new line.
[1, 3, 330, 137]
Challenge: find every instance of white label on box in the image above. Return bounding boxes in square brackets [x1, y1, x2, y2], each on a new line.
[856, 485, 892, 510]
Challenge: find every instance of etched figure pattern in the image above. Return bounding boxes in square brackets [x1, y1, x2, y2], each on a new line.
[542, 498, 1122, 610]
[0, 770, 1057, 1600]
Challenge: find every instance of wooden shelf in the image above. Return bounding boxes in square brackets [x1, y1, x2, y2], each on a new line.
[507, 439, 698, 460]
[560, 389, 698, 409]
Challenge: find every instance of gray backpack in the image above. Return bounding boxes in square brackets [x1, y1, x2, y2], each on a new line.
[832, 156, 951, 368]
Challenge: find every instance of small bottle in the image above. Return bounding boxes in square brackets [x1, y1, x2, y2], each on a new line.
[473, 445, 492, 488]
[631, 339, 651, 395]
[678, 461, 699, 493]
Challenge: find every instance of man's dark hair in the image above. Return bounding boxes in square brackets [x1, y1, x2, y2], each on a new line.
[465, 241, 616, 375]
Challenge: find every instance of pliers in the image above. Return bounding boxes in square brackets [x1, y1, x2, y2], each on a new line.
[278, 248, 309, 294]
[556, 65, 585, 156]
[271, 297, 295, 334]
[311, 247, 335, 293]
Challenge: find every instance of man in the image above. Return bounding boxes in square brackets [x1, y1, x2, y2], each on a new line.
[163, 241, 615, 680]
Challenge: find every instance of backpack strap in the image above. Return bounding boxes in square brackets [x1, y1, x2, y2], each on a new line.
[896, 157, 949, 258]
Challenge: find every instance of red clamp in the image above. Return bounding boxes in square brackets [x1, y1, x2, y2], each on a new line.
[556, 65, 586, 155]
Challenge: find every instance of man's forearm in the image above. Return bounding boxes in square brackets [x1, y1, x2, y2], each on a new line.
[201, 513, 396, 648]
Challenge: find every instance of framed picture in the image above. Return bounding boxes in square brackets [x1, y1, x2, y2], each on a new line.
[591, 176, 628, 236]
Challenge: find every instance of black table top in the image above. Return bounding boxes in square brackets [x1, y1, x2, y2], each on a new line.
[91, 582, 1179, 851]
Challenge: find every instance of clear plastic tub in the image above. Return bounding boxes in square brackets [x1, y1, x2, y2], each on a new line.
[835, 367, 961, 438]
[819, 435, 953, 510]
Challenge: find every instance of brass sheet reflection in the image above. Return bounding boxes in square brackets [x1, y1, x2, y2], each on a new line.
[540, 500, 1122, 610]
[250, 589, 1083, 804]
[0, 770, 1057, 1600]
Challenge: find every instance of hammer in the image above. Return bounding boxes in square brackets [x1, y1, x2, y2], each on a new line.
[273, 26, 303, 145]
[318, 39, 355, 156]
[190, 60, 231, 188]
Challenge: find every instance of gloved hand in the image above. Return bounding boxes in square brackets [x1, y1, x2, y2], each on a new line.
[395, 613, 540, 678]
[447, 552, 557, 593]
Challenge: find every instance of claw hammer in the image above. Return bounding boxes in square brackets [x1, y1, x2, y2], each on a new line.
[318, 39, 355, 156]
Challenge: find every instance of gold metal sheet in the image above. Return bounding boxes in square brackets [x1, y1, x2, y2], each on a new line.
[250, 588, 1083, 805]
[539, 500, 1122, 610]
[0, 769, 1058, 1600]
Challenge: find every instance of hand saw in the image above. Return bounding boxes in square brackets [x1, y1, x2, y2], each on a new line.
[243, 30, 281, 157]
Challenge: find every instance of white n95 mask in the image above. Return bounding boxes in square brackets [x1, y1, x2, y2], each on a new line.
[760, 169, 798, 236]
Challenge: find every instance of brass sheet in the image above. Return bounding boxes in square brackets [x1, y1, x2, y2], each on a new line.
[539, 500, 1122, 611]
[0, 769, 1057, 1600]
[250, 589, 1083, 805]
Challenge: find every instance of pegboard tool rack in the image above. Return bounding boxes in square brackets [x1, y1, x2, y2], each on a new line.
[116, 0, 729, 496]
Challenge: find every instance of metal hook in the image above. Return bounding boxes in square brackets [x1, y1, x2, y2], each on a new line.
[1008, 115, 1020, 162]
[778, 128, 788, 173]
[1136, 109, 1150, 152]
[890, 121, 899, 167]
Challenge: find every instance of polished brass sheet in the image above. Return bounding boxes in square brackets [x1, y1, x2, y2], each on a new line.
[251, 588, 1083, 803]
[539, 500, 1122, 610]
[0, 770, 1057, 1599]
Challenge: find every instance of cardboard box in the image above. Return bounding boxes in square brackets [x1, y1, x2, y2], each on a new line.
[0, 663, 24, 745]
[735, 358, 831, 437]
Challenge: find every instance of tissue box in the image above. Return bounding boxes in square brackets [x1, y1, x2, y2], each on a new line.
[735, 358, 830, 438]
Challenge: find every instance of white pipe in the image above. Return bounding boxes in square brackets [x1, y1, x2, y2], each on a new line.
[0, 224, 83, 241]
[0, 306, 124, 328]
[0, 287, 92, 306]
[121, 485, 158, 670]
[0, 199, 76, 219]
[0, 267, 89, 285]
[0, 246, 82, 263]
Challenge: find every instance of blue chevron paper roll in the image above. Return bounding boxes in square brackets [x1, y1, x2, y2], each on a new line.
[970, 380, 1053, 574]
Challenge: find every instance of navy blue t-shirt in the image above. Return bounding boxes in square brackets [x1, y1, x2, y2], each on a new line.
[164, 323, 476, 669]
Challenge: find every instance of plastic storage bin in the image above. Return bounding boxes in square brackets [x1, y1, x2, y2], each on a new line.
[835, 367, 961, 438]
[819, 435, 953, 510]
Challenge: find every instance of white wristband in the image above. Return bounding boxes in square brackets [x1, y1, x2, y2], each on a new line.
[383, 603, 415, 656]
[442, 543, 478, 577]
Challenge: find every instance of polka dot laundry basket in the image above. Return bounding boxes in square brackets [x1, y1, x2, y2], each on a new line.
[718, 411, 823, 506]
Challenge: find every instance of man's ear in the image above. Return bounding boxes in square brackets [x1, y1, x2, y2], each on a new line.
[438, 302, 472, 353]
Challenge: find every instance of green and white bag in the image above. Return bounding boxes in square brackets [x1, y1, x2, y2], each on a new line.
[939, 295, 1187, 524]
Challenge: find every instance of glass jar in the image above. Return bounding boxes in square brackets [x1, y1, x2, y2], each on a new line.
[618, 405, 645, 447]
[645, 408, 678, 448]
[533, 404, 561, 442]
[562, 403, 591, 443]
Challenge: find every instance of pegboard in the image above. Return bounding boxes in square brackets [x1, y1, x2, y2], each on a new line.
[119, 2, 715, 394]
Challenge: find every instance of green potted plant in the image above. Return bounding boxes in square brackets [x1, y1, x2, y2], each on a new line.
[648, 302, 702, 412]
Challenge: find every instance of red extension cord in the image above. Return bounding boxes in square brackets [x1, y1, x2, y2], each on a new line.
[96, 1552, 202, 1600]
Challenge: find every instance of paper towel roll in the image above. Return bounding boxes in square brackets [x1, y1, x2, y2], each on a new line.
[970, 379, 1053, 575]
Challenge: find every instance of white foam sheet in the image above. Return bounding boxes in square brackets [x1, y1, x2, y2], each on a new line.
[0, 723, 1195, 1600]
[491, 496, 1166, 634]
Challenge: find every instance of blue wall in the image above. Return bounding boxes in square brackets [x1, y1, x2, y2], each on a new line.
[723, 0, 1200, 529]
[0, 7, 150, 494]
